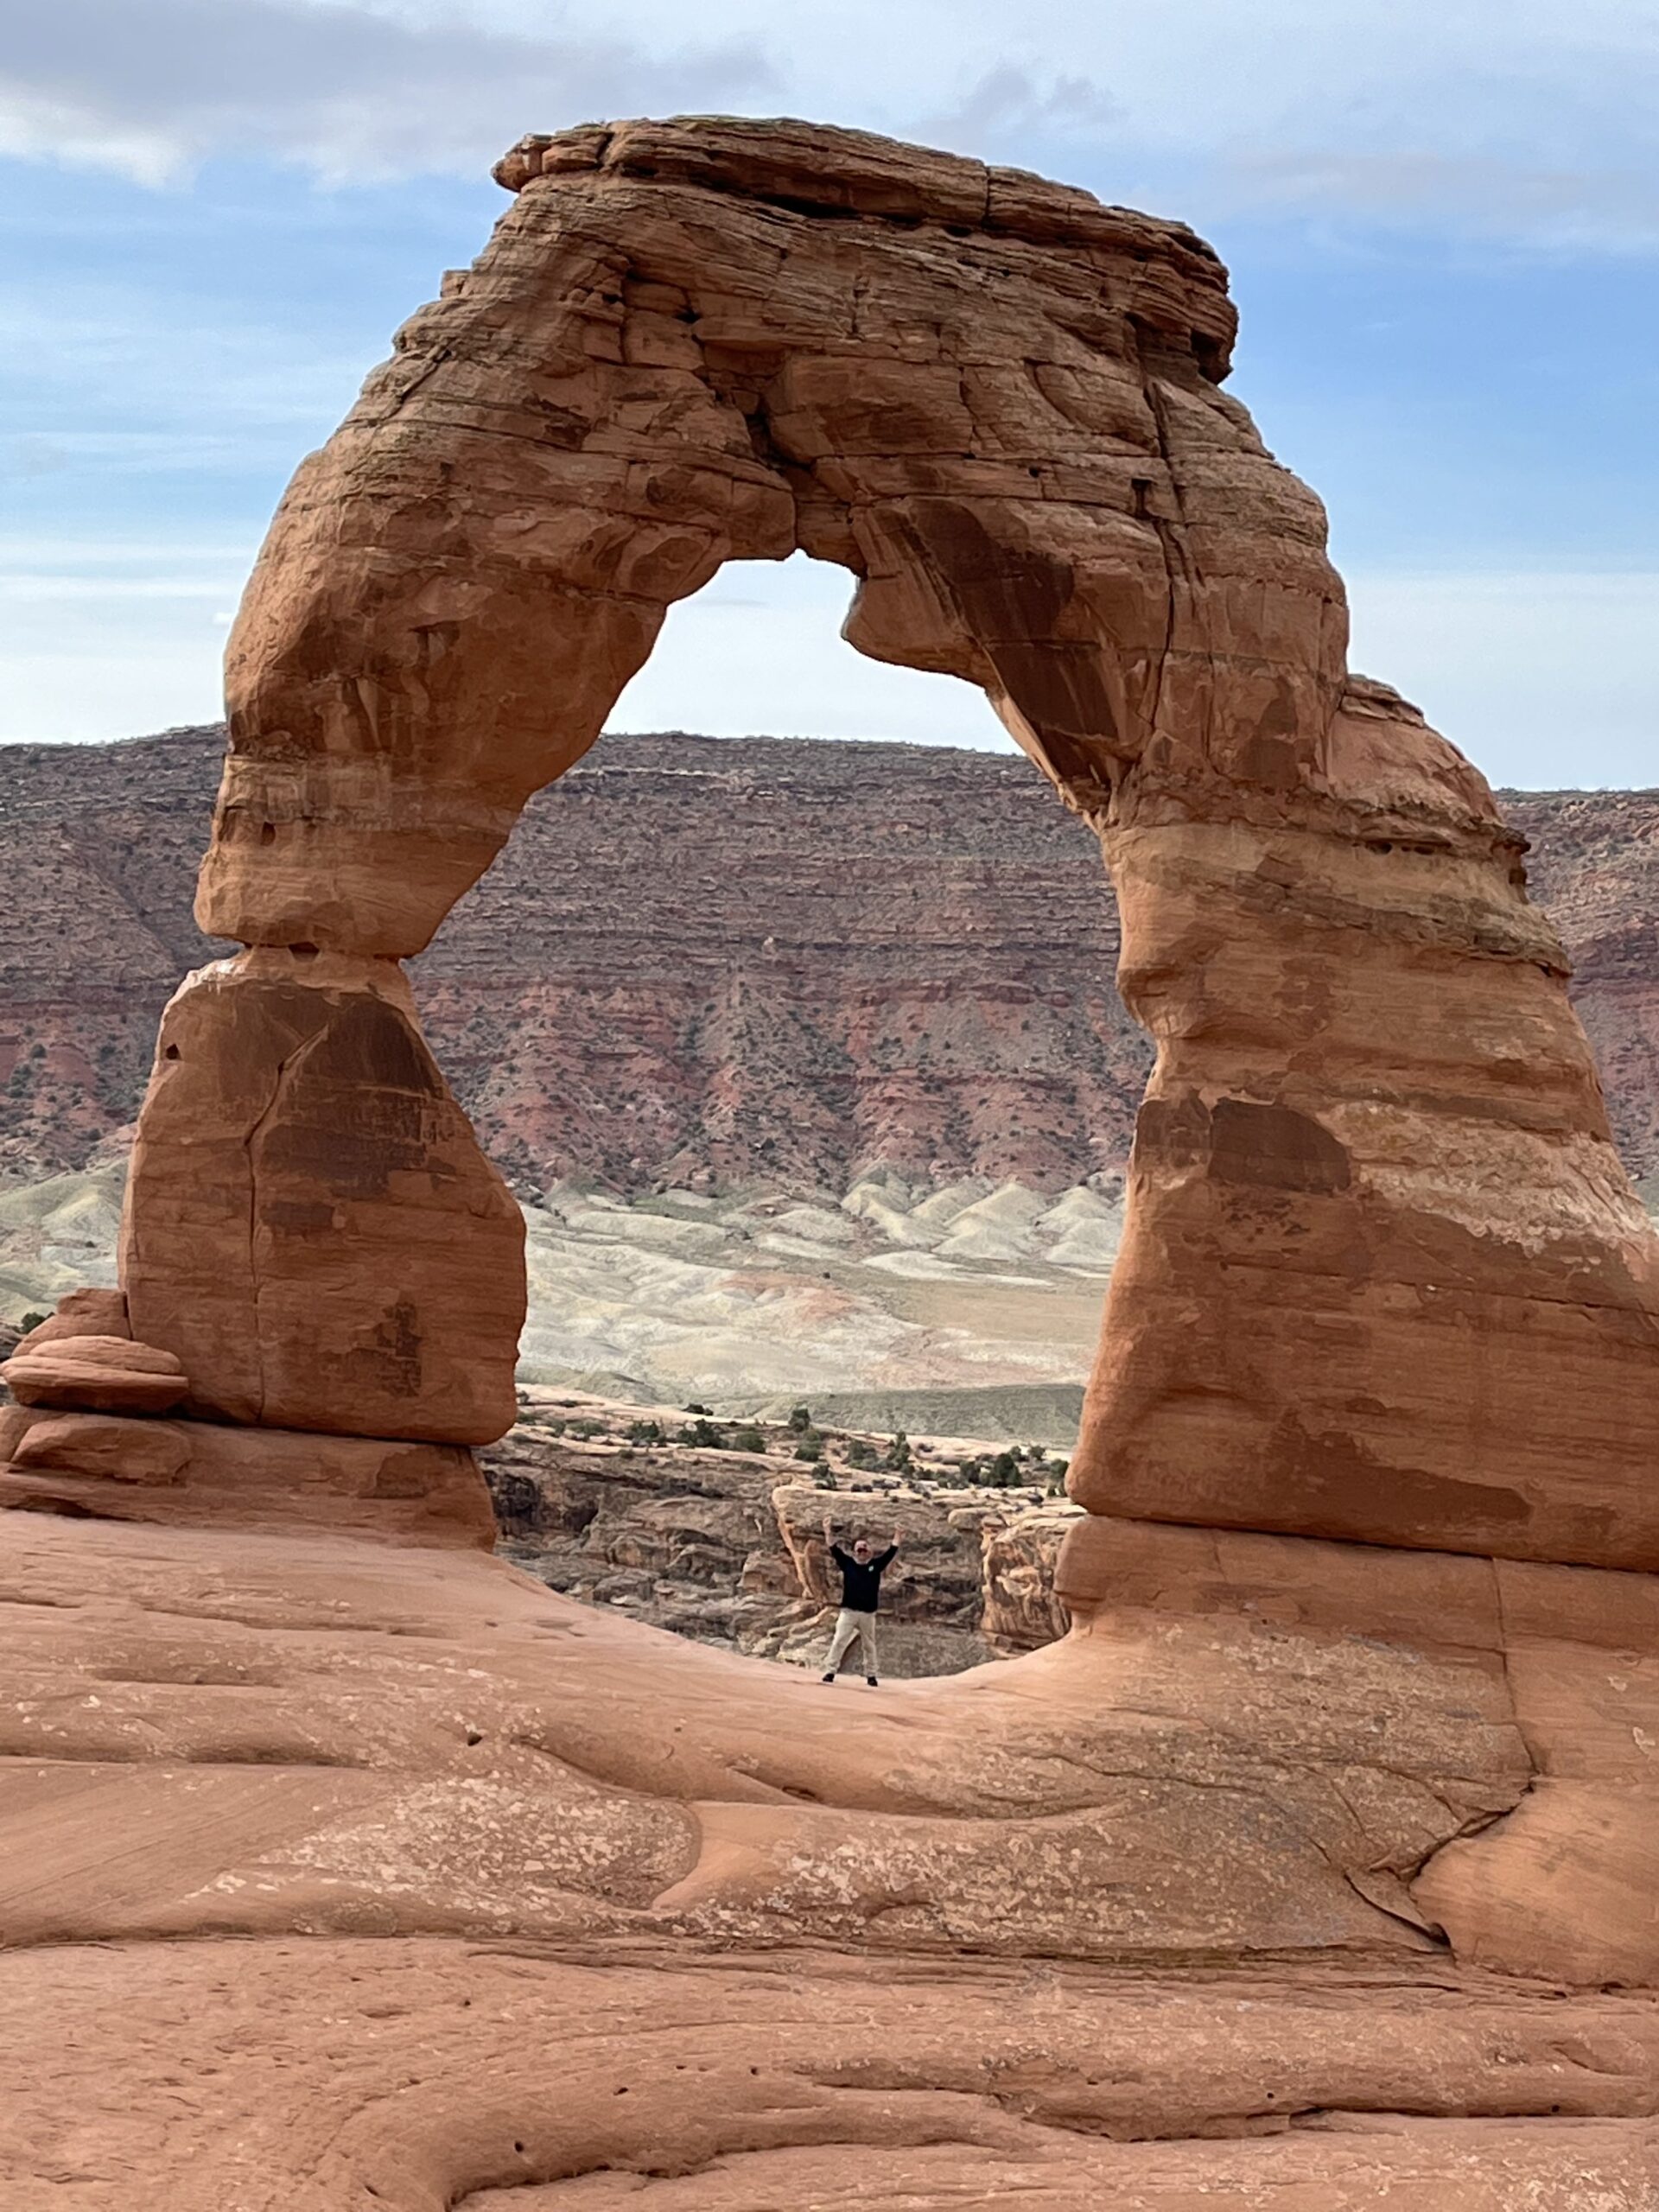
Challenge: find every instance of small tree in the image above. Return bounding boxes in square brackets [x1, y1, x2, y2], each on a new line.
[733, 1426, 766, 1454]
[626, 1419, 664, 1445]
[786, 1404, 813, 1433]
[793, 1433, 823, 1464]
[884, 1431, 912, 1472]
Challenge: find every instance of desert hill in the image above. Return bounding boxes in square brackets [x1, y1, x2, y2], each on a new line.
[1, 722, 1655, 1193]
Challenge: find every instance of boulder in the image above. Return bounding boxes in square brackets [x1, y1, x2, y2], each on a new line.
[14, 1287, 130, 1354]
[11, 1412, 189, 1485]
[1, 1334, 187, 1414]
[120, 949, 525, 1446]
[0, 1410, 493, 1545]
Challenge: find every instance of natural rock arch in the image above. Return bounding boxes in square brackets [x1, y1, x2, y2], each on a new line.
[93, 114, 1656, 1569]
[9, 127, 1659, 2196]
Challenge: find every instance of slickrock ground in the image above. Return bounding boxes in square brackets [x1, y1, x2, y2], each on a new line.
[0, 725, 1654, 1193]
[4, 1512, 1659, 2207]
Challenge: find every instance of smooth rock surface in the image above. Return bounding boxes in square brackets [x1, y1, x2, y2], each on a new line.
[1, 1332, 186, 1414]
[1, 1510, 1657, 2209]
[0, 1409, 493, 1544]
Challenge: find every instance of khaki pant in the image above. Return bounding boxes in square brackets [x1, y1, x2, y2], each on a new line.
[823, 1606, 880, 1678]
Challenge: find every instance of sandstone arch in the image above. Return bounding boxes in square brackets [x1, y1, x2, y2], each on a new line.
[8, 123, 1659, 2199]
[107, 116, 1658, 1570]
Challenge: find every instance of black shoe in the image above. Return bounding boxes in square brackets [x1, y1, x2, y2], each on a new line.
[866, 1675, 879, 1687]
[821, 1671, 835, 1683]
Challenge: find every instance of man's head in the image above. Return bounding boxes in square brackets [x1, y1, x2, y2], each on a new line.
[851, 1537, 873, 1562]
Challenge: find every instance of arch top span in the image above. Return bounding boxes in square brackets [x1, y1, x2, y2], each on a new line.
[202, 112, 1356, 962]
[491, 115, 1238, 379]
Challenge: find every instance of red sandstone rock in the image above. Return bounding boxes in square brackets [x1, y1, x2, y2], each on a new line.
[1071, 677, 1659, 1568]
[14, 1288, 130, 1353]
[10, 1410, 189, 1484]
[0, 1408, 493, 1543]
[120, 949, 524, 1445]
[151, 112, 1658, 1561]
[2, 1333, 186, 1414]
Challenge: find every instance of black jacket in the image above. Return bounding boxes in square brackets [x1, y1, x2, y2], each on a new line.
[830, 1542, 896, 1611]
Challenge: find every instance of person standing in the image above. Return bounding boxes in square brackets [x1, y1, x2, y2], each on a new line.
[820, 1516, 900, 1686]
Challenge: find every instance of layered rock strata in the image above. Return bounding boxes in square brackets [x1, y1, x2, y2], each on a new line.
[0, 727, 1656, 1199]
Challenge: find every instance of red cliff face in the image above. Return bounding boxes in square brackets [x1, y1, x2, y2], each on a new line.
[0, 724, 1651, 1199]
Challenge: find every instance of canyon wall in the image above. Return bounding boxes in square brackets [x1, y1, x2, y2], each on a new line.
[0, 724, 1652, 1195]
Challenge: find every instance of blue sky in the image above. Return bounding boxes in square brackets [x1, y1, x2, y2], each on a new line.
[3, 0, 1656, 788]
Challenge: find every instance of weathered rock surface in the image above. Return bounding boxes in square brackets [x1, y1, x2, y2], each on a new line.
[13, 1287, 130, 1349]
[3, 1511, 1658, 2206]
[0, 1409, 493, 1544]
[121, 949, 524, 1442]
[1071, 657, 1659, 1574]
[1, 1332, 186, 1414]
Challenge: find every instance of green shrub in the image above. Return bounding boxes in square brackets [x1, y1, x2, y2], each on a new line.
[884, 1431, 912, 1471]
[786, 1404, 813, 1433]
[793, 1435, 823, 1463]
[732, 1427, 766, 1454]
[626, 1420, 664, 1445]
[18, 1310, 48, 1332]
[677, 1418, 728, 1450]
[844, 1439, 876, 1469]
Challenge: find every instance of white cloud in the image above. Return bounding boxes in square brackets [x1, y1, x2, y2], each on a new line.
[607, 555, 1007, 751]
[0, 0, 774, 184]
[4, 0, 1658, 243]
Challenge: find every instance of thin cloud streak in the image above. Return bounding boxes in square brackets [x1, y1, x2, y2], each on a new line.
[3, 0, 1658, 245]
